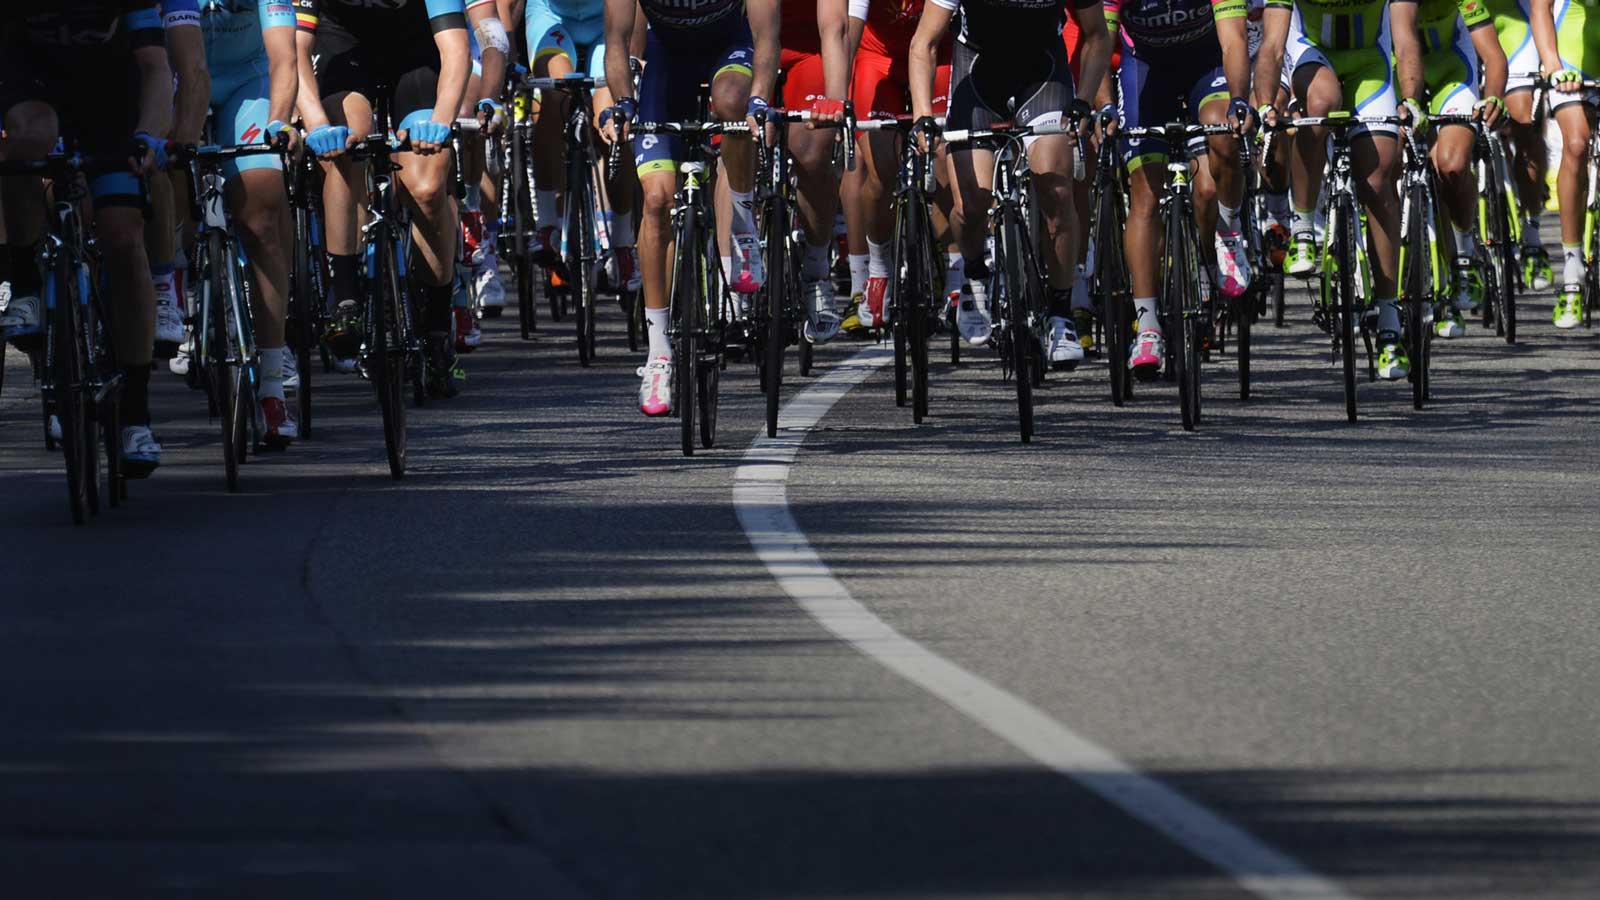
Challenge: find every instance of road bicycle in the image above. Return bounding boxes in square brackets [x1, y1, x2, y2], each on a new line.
[0, 152, 128, 523]
[626, 118, 745, 455]
[285, 137, 327, 438]
[501, 67, 541, 339]
[1087, 116, 1134, 407]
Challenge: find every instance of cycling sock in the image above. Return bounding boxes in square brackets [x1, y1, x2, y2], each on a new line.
[1048, 288, 1072, 319]
[1562, 245, 1583, 284]
[328, 253, 359, 312]
[721, 256, 733, 287]
[867, 238, 890, 278]
[122, 364, 151, 426]
[1291, 207, 1316, 237]
[611, 212, 634, 248]
[1267, 191, 1291, 223]
[1451, 226, 1475, 258]
[258, 347, 286, 402]
[10, 244, 41, 297]
[535, 190, 558, 229]
[1375, 298, 1402, 335]
[1071, 268, 1094, 311]
[1216, 202, 1241, 235]
[729, 189, 757, 236]
[1133, 297, 1159, 333]
[1522, 213, 1542, 246]
[848, 253, 868, 296]
[423, 282, 454, 333]
[802, 242, 830, 281]
[644, 306, 671, 359]
[946, 252, 964, 297]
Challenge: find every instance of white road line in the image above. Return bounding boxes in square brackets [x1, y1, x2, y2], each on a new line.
[732, 346, 1356, 900]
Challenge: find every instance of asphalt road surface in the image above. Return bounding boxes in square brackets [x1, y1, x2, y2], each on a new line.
[3, 258, 1598, 898]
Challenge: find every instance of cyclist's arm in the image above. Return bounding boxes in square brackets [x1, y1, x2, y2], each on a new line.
[497, 0, 522, 67]
[132, 35, 176, 141]
[909, 0, 955, 120]
[1070, 1, 1113, 107]
[602, 0, 637, 109]
[747, 0, 782, 111]
[468, 1, 509, 107]
[1212, 0, 1251, 105]
[1464, 6, 1507, 101]
[1527, 0, 1561, 79]
[260, 4, 300, 128]
[819, 0, 851, 101]
[163, 3, 209, 145]
[1096, 0, 1119, 112]
[430, 5, 474, 127]
[293, 0, 332, 130]
[1389, 0, 1424, 106]
[1251, 2, 1290, 111]
[846, 0, 867, 74]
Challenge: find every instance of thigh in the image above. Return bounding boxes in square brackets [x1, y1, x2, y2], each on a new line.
[215, 74, 284, 180]
[780, 49, 826, 110]
[524, 0, 581, 73]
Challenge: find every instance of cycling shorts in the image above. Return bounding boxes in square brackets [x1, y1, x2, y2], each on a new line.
[779, 47, 828, 109]
[211, 64, 284, 177]
[633, 23, 754, 177]
[1548, 0, 1598, 112]
[524, 0, 606, 78]
[852, 42, 951, 120]
[1421, 27, 1480, 118]
[1489, 0, 1541, 93]
[314, 20, 443, 137]
[0, 43, 146, 209]
[1291, 23, 1398, 137]
[1117, 47, 1229, 171]
[946, 38, 1076, 140]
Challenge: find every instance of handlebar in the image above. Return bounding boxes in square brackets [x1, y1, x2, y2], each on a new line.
[524, 73, 608, 91]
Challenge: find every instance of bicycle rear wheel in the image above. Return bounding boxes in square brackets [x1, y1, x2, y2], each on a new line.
[762, 205, 788, 437]
[1236, 288, 1252, 401]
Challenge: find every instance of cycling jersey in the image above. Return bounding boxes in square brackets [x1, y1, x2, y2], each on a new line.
[1269, 0, 1410, 135]
[201, 1, 297, 177]
[1410, 0, 1490, 114]
[637, 0, 748, 41]
[1547, 0, 1598, 108]
[1266, 0, 1395, 51]
[849, 0, 952, 118]
[1481, 0, 1538, 90]
[932, 0, 1099, 53]
[1109, 0, 1247, 51]
[202, 0, 294, 68]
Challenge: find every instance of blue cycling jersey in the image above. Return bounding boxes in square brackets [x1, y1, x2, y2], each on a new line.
[199, 0, 296, 69]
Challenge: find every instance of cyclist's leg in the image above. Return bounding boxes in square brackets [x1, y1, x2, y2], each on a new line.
[314, 37, 377, 364]
[779, 48, 845, 334]
[218, 78, 296, 438]
[707, 39, 762, 292]
[0, 98, 57, 341]
[525, 0, 580, 259]
[1426, 51, 1482, 332]
[1543, 0, 1596, 325]
[1339, 52, 1403, 365]
[1117, 49, 1179, 371]
[590, 42, 641, 291]
[1498, 14, 1550, 283]
[1012, 40, 1080, 324]
[1193, 68, 1252, 296]
[1287, 48, 1341, 275]
[143, 157, 184, 358]
[945, 41, 1001, 346]
[631, 30, 688, 413]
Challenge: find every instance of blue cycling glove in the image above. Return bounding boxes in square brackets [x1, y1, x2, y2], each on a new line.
[307, 124, 350, 157]
[134, 131, 168, 169]
[408, 119, 451, 147]
[264, 119, 295, 146]
[746, 95, 770, 123]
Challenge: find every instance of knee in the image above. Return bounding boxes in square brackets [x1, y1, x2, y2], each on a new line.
[1562, 129, 1589, 163]
[95, 214, 146, 258]
[641, 182, 674, 219]
[710, 82, 750, 122]
[236, 198, 285, 248]
[405, 168, 449, 212]
[1434, 146, 1471, 183]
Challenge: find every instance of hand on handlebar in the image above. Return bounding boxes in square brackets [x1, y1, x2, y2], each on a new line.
[912, 115, 941, 155]
[1399, 97, 1429, 133]
[306, 124, 352, 159]
[1228, 97, 1258, 135]
[477, 98, 505, 136]
[1473, 95, 1505, 128]
[1096, 103, 1119, 139]
[806, 97, 847, 129]
[403, 119, 451, 154]
[131, 131, 167, 176]
[599, 97, 638, 145]
[266, 119, 302, 154]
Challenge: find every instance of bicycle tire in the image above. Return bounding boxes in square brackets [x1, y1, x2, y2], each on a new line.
[908, 199, 934, 423]
[799, 336, 813, 377]
[890, 199, 909, 408]
[291, 206, 317, 439]
[763, 203, 787, 437]
[571, 167, 597, 366]
[1333, 195, 1359, 423]
[53, 276, 88, 524]
[625, 289, 641, 352]
[1166, 200, 1200, 431]
[1095, 164, 1131, 406]
[1495, 179, 1518, 343]
[1272, 271, 1286, 327]
[374, 238, 408, 479]
[674, 210, 700, 457]
[1403, 181, 1431, 411]
[699, 357, 720, 449]
[1000, 213, 1033, 443]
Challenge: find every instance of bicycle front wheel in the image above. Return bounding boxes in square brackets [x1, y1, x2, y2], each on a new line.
[1000, 215, 1033, 443]
[1332, 195, 1359, 423]
[374, 239, 408, 479]
[1165, 203, 1202, 431]
[673, 213, 701, 457]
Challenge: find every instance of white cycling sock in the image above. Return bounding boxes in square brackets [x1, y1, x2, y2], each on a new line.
[1216, 202, 1241, 235]
[1133, 297, 1159, 333]
[1563, 244, 1584, 284]
[803, 242, 830, 281]
[867, 238, 890, 278]
[645, 306, 671, 359]
[946, 252, 964, 297]
[848, 253, 868, 297]
[152, 264, 177, 308]
[730, 189, 757, 236]
[611, 212, 634, 248]
[535, 190, 558, 229]
[1376, 298, 1402, 335]
[259, 347, 286, 401]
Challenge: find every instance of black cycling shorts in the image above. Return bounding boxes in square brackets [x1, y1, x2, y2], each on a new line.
[946, 38, 1075, 134]
[0, 42, 146, 209]
[314, 20, 442, 132]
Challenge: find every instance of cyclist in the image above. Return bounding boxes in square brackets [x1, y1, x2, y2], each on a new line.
[909, 0, 1114, 361]
[1105, 0, 1258, 380]
[0, 3, 200, 476]
[1530, 0, 1597, 329]
[598, 0, 779, 416]
[1407, 0, 1507, 339]
[294, 0, 493, 398]
[845, 0, 958, 335]
[523, 0, 642, 297]
[452, 0, 510, 351]
[777, 0, 852, 343]
[193, 0, 309, 447]
[1488, 0, 1554, 290]
[1255, 0, 1426, 380]
[151, 2, 208, 364]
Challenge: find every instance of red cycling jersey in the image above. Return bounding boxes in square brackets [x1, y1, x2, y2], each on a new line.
[852, 0, 951, 118]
